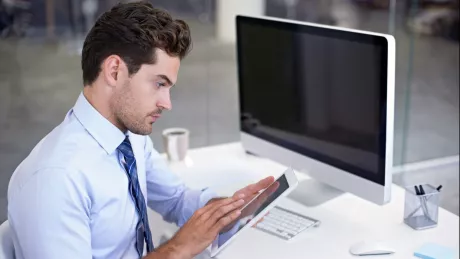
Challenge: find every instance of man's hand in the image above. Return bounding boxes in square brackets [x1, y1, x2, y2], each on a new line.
[206, 176, 275, 213]
[238, 181, 279, 218]
[220, 179, 279, 233]
[233, 176, 275, 206]
[214, 176, 277, 233]
[149, 177, 276, 259]
[151, 195, 246, 259]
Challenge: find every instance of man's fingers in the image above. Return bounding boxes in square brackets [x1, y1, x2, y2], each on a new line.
[247, 183, 278, 211]
[250, 178, 278, 202]
[235, 176, 275, 198]
[208, 198, 245, 225]
[210, 209, 242, 234]
[251, 176, 275, 193]
[259, 176, 275, 186]
[233, 176, 275, 201]
[198, 195, 244, 222]
[264, 181, 280, 196]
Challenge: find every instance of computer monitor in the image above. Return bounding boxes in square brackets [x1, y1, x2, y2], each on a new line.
[236, 15, 395, 205]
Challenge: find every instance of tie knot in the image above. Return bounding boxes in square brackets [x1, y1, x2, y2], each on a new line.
[117, 137, 134, 158]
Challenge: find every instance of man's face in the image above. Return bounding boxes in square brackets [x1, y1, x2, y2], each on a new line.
[111, 49, 179, 135]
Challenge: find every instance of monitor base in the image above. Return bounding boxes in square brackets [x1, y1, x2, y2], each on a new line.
[288, 178, 345, 207]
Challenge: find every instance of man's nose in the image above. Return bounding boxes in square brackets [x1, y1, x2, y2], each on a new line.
[157, 90, 172, 111]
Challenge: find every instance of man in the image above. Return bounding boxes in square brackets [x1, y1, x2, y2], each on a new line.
[7, 2, 274, 259]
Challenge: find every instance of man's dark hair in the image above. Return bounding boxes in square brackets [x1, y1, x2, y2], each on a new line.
[81, 1, 192, 86]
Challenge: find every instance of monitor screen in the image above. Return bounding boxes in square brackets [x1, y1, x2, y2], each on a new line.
[237, 16, 388, 185]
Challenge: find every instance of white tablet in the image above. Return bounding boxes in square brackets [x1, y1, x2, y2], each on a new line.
[210, 167, 298, 257]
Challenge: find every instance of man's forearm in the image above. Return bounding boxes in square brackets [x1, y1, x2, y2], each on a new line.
[144, 240, 189, 259]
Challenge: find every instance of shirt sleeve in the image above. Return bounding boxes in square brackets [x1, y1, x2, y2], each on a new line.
[7, 168, 92, 259]
[144, 136, 218, 227]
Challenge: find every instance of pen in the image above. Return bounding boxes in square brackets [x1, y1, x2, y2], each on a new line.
[419, 185, 429, 216]
[414, 185, 429, 218]
[419, 185, 430, 217]
[415, 185, 421, 195]
[419, 185, 425, 195]
[408, 184, 441, 219]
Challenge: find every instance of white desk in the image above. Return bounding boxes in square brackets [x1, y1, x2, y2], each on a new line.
[147, 142, 459, 259]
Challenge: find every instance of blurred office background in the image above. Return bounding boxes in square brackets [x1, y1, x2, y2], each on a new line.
[0, 0, 458, 224]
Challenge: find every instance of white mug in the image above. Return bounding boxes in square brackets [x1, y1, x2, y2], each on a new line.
[162, 128, 189, 161]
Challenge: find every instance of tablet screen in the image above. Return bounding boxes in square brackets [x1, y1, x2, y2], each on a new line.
[216, 174, 288, 248]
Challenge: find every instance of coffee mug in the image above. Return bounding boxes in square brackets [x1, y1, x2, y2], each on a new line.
[162, 128, 189, 161]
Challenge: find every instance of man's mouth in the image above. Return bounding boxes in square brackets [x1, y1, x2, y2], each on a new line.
[149, 109, 163, 122]
[149, 112, 161, 122]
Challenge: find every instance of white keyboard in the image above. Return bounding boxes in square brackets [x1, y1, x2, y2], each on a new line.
[255, 206, 320, 240]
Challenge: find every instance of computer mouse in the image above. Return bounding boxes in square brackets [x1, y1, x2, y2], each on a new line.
[349, 241, 396, 256]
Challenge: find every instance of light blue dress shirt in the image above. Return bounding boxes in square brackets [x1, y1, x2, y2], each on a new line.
[7, 93, 217, 259]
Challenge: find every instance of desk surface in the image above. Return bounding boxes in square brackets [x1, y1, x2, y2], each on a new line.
[148, 142, 459, 259]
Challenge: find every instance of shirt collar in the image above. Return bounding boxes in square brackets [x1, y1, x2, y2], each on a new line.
[73, 92, 126, 155]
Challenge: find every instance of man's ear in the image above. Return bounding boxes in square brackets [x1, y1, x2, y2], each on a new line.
[102, 55, 125, 87]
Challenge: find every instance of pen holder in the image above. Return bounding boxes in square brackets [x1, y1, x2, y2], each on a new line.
[404, 184, 440, 230]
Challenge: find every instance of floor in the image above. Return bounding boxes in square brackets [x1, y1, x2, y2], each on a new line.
[0, 2, 458, 224]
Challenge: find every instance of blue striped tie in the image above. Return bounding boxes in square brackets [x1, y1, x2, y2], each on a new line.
[118, 137, 154, 257]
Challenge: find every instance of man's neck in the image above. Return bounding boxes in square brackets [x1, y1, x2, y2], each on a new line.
[83, 85, 126, 132]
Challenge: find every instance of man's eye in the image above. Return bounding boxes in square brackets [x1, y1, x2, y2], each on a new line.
[156, 82, 166, 88]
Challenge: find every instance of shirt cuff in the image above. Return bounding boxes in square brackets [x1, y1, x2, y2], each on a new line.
[199, 187, 219, 208]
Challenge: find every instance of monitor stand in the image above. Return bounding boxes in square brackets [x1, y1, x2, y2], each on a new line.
[287, 178, 344, 207]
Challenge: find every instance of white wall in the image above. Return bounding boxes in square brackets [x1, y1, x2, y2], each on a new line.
[216, 0, 265, 42]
